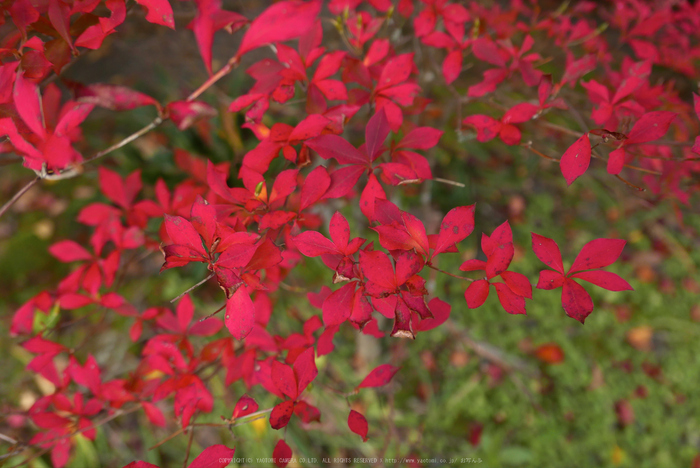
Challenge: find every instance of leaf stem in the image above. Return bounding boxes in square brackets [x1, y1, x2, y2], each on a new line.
[170, 273, 215, 303]
[427, 264, 474, 282]
[82, 117, 163, 166]
[433, 177, 466, 187]
[187, 56, 240, 102]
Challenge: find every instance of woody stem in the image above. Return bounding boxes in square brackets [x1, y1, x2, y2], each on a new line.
[427, 264, 474, 282]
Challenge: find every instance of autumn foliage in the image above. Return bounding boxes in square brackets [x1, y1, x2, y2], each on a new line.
[1, 0, 699, 467]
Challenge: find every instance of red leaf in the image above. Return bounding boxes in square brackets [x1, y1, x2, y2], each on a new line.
[246, 239, 283, 271]
[293, 400, 321, 423]
[329, 211, 350, 252]
[607, 147, 625, 175]
[288, 114, 329, 141]
[294, 231, 338, 257]
[322, 282, 355, 326]
[397, 127, 443, 150]
[569, 238, 626, 273]
[164, 215, 206, 255]
[531, 233, 564, 274]
[536, 270, 565, 290]
[560, 134, 591, 185]
[99, 167, 142, 209]
[472, 37, 506, 67]
[359, 173, 386, 221]
[49, 240, 92, 262]
[359, 250, 396, 293]
[485, 243, 514, 279]
[273, 439, 292, 468]
[142, 402, 166, 427]
[299, 166, 330, 211]
[561, 278, 594, 323]
[166, 100, 216, 130]
[13, 71, 46, 139]
[225, 288, 255, 340]
[187, 444, 235, 468]
[357, 364, 400, 389]
[293, 346, 318, 396]
[323, 165, 366, 200]
[571, 270, 633, 291]
[191, 0, 247, 75]
[377, 53, 414, 90]
[348, 410, 368, 441]
[391, 298, 414, 339]
[626, 111, 676, 145]
[237, 1, 322, 57]
[365, 108, 390, 161]
[493, 282, 527, 315]
[462, 115, 500, 142]
[306, 134, 368, 165]
[414, 297, 450, 332]
[270, 400, 295, 430]
[500, 271, 532, 299]
[232, 394, 258, 419]
[442, 49, 463, 84]
[394, 251, 424, 286]
[76, 83, 160, 111]
[502, 103, 538, 124]
[464, 279, 490, 309]
[134, 0, 175, 28]
[48, 0, 73, 52]
[272, 361, 297, 399]
[433, 205, 476, 257]
[614, 399, 635, 427]
[498, 124, 521, 146]
[534, 343, 565, 364]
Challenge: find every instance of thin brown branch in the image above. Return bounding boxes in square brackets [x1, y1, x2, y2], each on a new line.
[524, 143, 559, 161]
[615, 174, 645, 191]
[201, 303, 227, 321]
[433, 177, 466, 187]
[427, 264, 475, 282]
[590, 150, 662, 175]
[182, 417, 196, 468]
[0, 177, 40, 219]
[187, 56, 240, 102]
[0, 432, 18, 444]
[539, 121, 585, 137]
[170, 273, 215, 303]
[149, 408, 274, 451]
[81, 117, 163, 166]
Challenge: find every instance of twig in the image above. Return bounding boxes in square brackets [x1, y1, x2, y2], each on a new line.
[182, 416, 196, 468]
[427, 264, 474, 282]
[186, 56, 240, 102]
[201, 303, 226, 321]
[279, 282, 308, 293]
[149, 408, 274, 451]
[0, 176, 40, 219]
[433, 177, 466, 188]
[524, 143, 559, 161]
[539, 121, 584, 137]
[81, 117, 163, 166]
[171, 273, 215, 303]
[0, 432, 18, 444]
